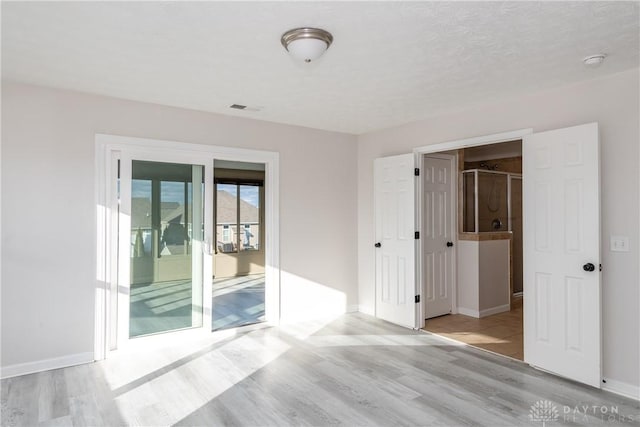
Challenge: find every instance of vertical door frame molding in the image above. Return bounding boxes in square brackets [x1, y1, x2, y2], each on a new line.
[94, 134, 280, 360]
[413, 128, 533, 329]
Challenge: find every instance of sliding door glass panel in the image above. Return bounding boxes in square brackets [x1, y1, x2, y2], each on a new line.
[216, 184, 238, 253]
[240, 185, 260, 251]
[130, 160, 204, 338]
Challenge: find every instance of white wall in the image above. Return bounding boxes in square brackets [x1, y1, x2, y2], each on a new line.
[358, 69, 640, 392]
[456, 241, 480, 313]
[478, 240, 510, 313]
[1, 82, 358, 370]
[456, 239, 510, 317]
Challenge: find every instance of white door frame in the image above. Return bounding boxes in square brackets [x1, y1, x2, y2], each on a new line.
[413, 128, 533, 328]
[419, 152, 457, 321]
[94, 134, 280, 360]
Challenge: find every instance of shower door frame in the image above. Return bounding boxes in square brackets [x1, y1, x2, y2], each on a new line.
[460, 169, 522, 233]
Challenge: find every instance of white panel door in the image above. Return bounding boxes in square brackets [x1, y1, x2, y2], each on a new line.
[374, 154, 416, 328]
[523, 122, 601, 388]
[423, 156, 454, 319]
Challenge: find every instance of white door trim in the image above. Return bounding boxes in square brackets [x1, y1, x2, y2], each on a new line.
[414, 128, 533, 154]
[417, 153, 457, 326]
[94, 134, 280, 360]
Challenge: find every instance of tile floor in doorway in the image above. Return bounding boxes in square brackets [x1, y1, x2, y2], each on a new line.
[423, 298, 523, 360]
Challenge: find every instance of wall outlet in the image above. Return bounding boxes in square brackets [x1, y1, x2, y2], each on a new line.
[610, 236, 629, 252]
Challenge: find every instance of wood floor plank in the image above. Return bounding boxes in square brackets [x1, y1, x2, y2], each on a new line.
[2, 313, 639, 426]
[37, 369, 69, 422]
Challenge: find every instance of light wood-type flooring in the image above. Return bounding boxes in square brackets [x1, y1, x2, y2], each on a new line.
[424, 298, 524, 360]
[2, 313, 638, 426]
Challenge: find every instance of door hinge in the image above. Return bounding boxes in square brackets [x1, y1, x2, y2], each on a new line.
[415, 295, 420, 303]
[600, 264, 602, 271]
[415, 231, 420, 239]
[414, 168, 420, 176]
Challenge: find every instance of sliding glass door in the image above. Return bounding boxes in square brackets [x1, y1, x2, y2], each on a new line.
[107, 148, 276, 352]
[118, 156, 208, 343]
[96, 134, 279, 360]
[128, 160, 204, 336]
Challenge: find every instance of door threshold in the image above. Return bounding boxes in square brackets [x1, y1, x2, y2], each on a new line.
[425, 313, 452, 320]
[420, 328, 527, 364]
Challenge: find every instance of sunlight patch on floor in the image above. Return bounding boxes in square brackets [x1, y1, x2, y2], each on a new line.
[104, 331, 291, 426]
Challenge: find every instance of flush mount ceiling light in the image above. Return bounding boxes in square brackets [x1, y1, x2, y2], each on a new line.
[281, 27, 333, 63]
[583, 54, 606, 68]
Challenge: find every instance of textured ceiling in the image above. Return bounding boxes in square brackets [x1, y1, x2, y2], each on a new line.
[2, 2, 639, 134]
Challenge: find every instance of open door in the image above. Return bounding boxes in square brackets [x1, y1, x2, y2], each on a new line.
[374, 153, 417, 328]
[523, 122, 601, 388]
[422, 154, 455, 319]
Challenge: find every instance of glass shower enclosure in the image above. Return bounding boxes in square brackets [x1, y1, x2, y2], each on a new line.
[462, 169, 523, 293]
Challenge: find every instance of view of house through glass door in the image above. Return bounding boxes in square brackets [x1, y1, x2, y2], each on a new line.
[120, 158, 206, 340]
[212, 162, 266, 331]
[97, 134, 279, 358]
[114, 155, 269, 348]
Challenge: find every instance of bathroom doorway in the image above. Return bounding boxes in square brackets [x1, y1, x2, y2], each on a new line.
[422, 140, 524, 361]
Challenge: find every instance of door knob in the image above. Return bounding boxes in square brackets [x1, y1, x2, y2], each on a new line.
[446, 242, 454, 247]
[374, 242, 381, 248]
[583, 263, 595, 272]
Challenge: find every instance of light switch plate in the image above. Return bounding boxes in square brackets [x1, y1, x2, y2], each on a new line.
[610, 236, 629, 252]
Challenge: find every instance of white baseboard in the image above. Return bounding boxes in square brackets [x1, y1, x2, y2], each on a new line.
[1, 352, 94, 379]
[346, 304, 360, 313]
[457, 307, 480, 318]
[358, 305, 375, 316]
[480, 304, 510, 317]
[457, 304, 510, 318]
[602, 378, 640, 401]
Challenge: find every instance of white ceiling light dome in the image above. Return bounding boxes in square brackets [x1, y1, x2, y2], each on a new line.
[281, 27, 333, 63]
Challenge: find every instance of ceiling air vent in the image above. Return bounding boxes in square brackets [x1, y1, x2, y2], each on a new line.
[229, 104, 262, 112]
